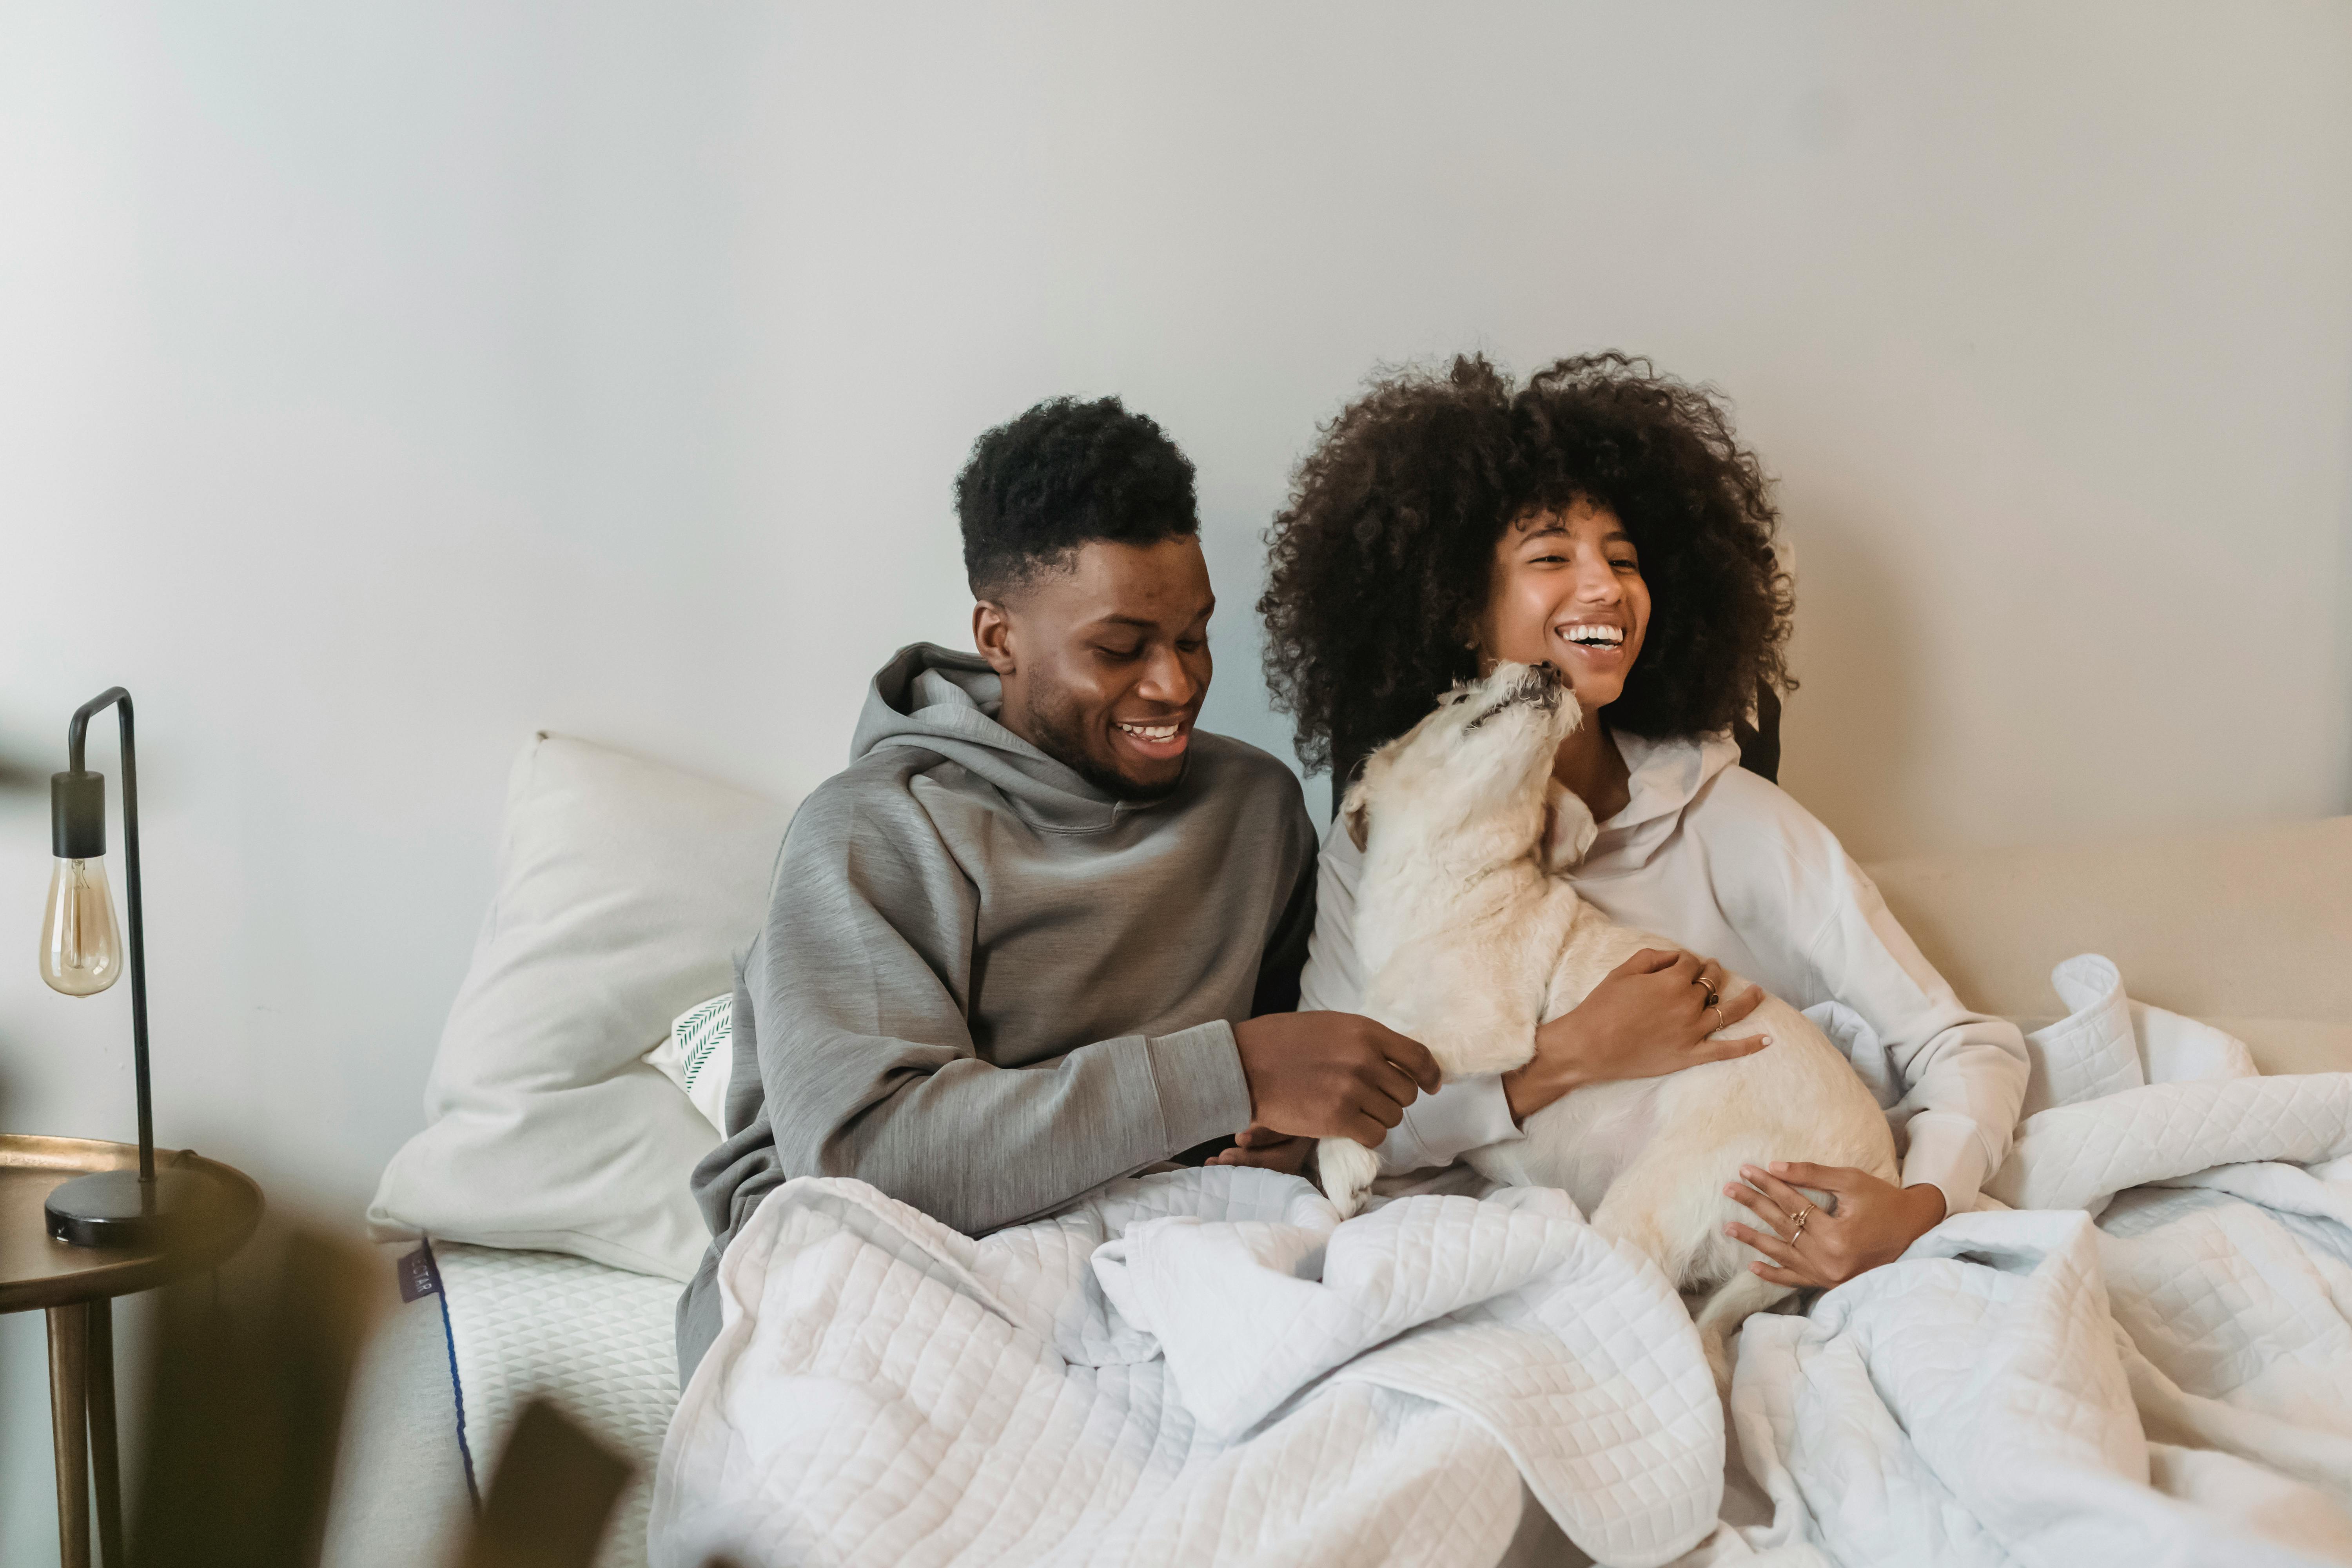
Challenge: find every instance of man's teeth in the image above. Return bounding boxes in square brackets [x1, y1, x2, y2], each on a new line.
[1564, 624, 1624, 646]
[1117, 722, 1182, 741]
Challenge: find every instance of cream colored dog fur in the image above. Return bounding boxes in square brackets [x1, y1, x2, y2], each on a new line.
[1320, 661, 1896, 1377]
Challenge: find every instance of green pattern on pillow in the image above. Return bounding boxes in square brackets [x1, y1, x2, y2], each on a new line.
[666, 994, 733, 1133]
[675, 994, 732, 1101]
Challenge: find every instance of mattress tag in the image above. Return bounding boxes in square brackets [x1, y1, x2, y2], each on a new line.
[396, 1245, 442, 1303]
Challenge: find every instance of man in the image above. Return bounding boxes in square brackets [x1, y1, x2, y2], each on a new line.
[679, 396, 1439, 1376]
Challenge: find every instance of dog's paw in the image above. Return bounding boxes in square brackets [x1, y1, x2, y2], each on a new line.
[1317, 1137, 1381, 1218]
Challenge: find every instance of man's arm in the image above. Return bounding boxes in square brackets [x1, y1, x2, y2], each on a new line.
[752, 790, 1249, 1235]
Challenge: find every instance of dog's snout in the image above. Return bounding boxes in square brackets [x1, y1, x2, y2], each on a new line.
[1506, 660, 1563, 706]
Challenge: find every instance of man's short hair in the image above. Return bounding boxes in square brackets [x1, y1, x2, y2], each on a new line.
[956, 396, 1199, 600]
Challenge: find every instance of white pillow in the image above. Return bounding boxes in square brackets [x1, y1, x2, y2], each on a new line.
[367, 733, 793, 1281]
[2020, 954, 2145, 1117]
[647, 994, 735, 1135]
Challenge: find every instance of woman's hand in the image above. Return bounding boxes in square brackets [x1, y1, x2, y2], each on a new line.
[1501, 947, 1773, 1123]
[1206, 1124, 1316, 1175]
[1724, 1162, 1947, 1288]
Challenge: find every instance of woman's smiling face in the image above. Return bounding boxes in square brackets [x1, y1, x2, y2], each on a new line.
[1474, 498, 1650, 717]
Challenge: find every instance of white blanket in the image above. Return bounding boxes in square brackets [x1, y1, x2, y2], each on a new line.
[1717, 1072, 2352, 1568]
[652, 1073, 2352, 1568]
[653, 1169, 1722, 1566]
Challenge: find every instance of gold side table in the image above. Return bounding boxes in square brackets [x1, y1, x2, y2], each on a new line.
[0, 1134, 263, 1568]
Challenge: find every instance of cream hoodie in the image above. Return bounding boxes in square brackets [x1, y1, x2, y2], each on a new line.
[1300, 731, 2029, 1218]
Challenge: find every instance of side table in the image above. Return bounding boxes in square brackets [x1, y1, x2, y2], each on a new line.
[0, 1134, 263, 1568]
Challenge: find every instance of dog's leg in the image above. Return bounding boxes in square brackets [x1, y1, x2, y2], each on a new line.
[1317, 1137, 1381, 1218]
[1585, 1188, 1674, 1277]
[1689, 1269, 1793, 1395]
[1587, 1152, 1796, 1395]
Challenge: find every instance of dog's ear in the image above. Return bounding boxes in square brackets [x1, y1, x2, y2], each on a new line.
[1543, 780, 1599, 871]
[1339, 777, 1373, 854]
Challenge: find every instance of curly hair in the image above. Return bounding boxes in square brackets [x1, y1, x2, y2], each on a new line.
[1258, 353, 1795, 773]
[957, 396, 1198, 599]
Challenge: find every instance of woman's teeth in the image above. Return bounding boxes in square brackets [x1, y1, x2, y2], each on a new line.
[1563, 624, 1624, 648]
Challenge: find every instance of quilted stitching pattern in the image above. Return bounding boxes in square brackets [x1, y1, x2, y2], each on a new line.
[439, 1243, 682, 1568]
[650, 1168, 1722, 1568]
[436, 1049, 2352, 1568]
[2020, 955, 2144, 1119]
[1721, 1071, 2352, 1568]
[1987, 1076, 2352, 1212]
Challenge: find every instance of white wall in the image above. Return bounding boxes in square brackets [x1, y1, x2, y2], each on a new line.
[2, 3, 2348, 1555]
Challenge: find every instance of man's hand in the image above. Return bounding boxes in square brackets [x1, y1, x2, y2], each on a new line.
[1723, 1161, 1947, 1288]
[1206, 1123, 1317, 1174]
[1501, 948, 1773, 1123]
[1231, 1012, 1441, 1148]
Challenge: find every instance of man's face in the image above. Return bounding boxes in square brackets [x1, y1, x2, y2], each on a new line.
[973, 536, 1214, 800]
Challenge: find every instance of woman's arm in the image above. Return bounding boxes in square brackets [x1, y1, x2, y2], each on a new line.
[1702, 774, 2029, 1266]
[1798, 860, 2030, 1220]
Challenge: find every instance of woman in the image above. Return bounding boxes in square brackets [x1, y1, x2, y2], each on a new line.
[1228, 353, 2029, 1289]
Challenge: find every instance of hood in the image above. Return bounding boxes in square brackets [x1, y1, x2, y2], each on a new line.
[851, 642, 1142, 832]
[1572, 729, 1743, 876]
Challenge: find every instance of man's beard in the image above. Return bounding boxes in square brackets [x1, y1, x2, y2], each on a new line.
[1021, 686, 1187, 803]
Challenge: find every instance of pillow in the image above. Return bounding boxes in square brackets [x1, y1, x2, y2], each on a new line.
[647, 994, 735, 1135]
[367, 733, 794, 1281]
[2019, 953, 2145, 1118]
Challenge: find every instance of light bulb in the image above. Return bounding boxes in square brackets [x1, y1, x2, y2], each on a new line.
[40, 856, 123, 996]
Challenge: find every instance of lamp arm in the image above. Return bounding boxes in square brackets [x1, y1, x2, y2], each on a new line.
[64, 688, 152, 1187]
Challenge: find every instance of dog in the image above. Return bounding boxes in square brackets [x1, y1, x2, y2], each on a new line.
[1318, 660, 1897, 1381]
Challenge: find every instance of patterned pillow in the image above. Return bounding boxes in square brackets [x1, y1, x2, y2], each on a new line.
[649, 994, 733, 1134]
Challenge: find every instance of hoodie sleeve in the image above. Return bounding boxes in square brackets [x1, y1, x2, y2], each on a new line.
[1793, 855, 2029, 1217]
[701, 780, 1254, 1243]
[1706, 779, 2030, 1218]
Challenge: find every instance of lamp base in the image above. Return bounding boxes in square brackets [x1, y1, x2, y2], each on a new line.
[45, 1167, 220, 1249]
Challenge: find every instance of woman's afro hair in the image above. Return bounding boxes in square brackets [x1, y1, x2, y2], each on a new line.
[1258, 352, 1795, 773]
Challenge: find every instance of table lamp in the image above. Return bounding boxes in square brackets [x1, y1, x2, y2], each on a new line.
[38, 687, 203, 1246]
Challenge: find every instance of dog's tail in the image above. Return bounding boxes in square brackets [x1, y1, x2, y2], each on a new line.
[1318, 1137, 1380, 1218]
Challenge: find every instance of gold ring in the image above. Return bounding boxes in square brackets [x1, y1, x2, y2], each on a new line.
[1689, 973, 1712, 991]
[1710, 1004, 1726, 1033]
[1789, 1204, 1811, 1241]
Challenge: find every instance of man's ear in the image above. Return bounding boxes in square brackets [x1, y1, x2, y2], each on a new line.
[971, 600, 1018, 675]
[1543, 780, 1599, 871]
[1339, 777, 1373, 854]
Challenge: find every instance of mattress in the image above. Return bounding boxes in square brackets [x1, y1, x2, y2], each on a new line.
[433, 1241, 683, 1568]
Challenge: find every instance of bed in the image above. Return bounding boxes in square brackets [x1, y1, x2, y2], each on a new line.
[322, 730, 2352, 1568]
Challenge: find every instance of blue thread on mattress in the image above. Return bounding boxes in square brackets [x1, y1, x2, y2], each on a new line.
[426, 1237, 481, 1510]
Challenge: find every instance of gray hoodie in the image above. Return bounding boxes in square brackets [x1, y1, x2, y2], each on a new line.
[679, 643, 1318, 1374]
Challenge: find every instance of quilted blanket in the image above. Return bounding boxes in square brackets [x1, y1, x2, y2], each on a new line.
[651, 1073, 2352, 1568]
